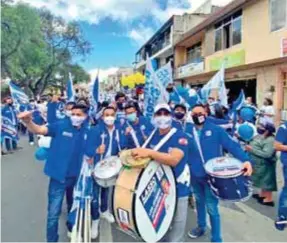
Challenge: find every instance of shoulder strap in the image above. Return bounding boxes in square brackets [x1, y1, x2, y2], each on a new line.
[142, 128, 177, 152]
[192, 127, 205, 165]
[115, 129, 122, 152]
[127, 121, 140, 148]
[142, 129, 157, 148]
[154, 128, 177, 152]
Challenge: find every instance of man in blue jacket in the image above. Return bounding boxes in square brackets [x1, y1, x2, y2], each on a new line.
[274, 121, 287, 230]
[2, 96, 19, 152]
[131, 103, 191, 242]
[172, 103, 188, 131]
[185, 105, 252, 242]
[85, 106, 127, 239]
[123, 101, 154, 148]
[18, 104, 90, 242]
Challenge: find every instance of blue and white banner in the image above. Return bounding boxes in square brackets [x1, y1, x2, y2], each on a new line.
[200, 66, 228, 107]
[232, 89, 245, 112]
[144, 56, 170, 119]
[66, 72, 75, 102]
[1, 116, 18, 141]
[8, 81, 29, 110]
[89, 74, 99, 118]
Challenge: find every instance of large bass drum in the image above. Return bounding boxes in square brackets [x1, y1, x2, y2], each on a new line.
[112, 160, 177, 242]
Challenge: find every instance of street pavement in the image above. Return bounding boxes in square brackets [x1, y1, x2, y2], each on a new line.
[1, 137, 287, 242]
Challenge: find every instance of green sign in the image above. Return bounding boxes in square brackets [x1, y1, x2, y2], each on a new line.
[209, 50, 245, 71]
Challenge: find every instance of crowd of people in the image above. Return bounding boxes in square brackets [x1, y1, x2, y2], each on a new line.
[2, 83, 287, 242]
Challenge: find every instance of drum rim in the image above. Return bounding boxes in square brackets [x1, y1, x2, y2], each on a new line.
[133, 163, 178, 242]
[206, 170, 243, 179]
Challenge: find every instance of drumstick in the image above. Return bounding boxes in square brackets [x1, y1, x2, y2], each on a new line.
[100, 133, 106, 161]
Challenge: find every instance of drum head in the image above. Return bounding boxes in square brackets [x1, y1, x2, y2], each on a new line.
[134, 161, 177, 242]
[205, 157, 243, 178]
[94, 156, 122, 179]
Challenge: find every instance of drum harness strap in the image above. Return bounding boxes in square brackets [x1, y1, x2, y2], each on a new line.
[142, 128, 177, 152]
[126, 121, 140, 148]
[192, 127, 205, 165]
[193, 127, 219, 193]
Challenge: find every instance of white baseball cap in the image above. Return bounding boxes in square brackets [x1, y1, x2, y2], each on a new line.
[154, 103, 171, 114]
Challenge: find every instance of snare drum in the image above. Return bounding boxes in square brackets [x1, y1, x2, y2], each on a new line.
[112, 161, 177, 242]
[93, 156, 122, 188]
[204, 157, 252, 202]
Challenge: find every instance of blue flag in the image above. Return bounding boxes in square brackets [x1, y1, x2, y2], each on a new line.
[8, 81, 29, 110]
[89, 74, 99, 117]
[1, 116, 18, 141]
[66, 73, 75, 102]
[231, 89, 245, 112]
[144, 56, 170, 120]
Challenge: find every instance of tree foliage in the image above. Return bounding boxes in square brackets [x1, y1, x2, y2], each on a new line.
[1, 1, 91, 97]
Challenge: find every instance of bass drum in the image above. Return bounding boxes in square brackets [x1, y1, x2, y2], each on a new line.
[112, 161, 177, 242]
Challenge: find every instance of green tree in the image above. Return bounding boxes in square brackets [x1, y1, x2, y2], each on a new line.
[1, 1, 91, 97]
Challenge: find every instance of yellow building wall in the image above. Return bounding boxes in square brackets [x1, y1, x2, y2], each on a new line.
[205, 0, 287, 72]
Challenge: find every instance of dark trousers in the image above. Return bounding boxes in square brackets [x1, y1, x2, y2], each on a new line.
[5, 138, 17, 151]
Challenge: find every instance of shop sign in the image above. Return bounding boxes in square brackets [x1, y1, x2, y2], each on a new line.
[177, 61, 204, 78]
[210, 49, 245, 71]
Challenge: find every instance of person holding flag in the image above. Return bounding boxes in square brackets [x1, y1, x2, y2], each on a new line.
[17, 103, 91, 242]
[1, 96, 19, 152]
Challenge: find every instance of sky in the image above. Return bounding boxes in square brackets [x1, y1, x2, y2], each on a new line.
[15, 0, 233, 80]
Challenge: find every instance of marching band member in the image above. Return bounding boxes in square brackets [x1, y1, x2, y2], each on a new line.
[131, 103, 190, 242]
[17, 104, 90, 242]
[123, 101, 153, 148]
[172, 103, 188, 131]
[85, 106, 127, 239]
[185, 105, 252, 242]
[274, 121, 287, 230]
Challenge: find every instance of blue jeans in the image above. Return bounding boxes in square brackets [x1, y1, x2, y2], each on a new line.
[191, 177, 222, 242]
[91, 181, 109, 220]
[278, 165, 287, 219]
[46, 177, 77, 242]
[5, 138, 17, 151]
[28, 132, 34, 143]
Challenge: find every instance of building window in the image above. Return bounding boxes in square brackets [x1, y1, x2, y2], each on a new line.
[270, 0, 287, 32]
[215, 28, 222, 52]
[187, 43, 202, 63]
[232, 17, 242, 45]
[214, 10, 242, 52]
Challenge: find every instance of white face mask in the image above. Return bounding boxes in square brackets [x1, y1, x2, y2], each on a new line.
[70, 115, 86, 127]
[103, 116, 115, 126]
[65, 110, 72, 117]
[154, 116, 172, 129]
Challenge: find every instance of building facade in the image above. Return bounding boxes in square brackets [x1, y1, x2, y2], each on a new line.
[134, 1, 219, 74]
[174, 0, 287, 123]
[106, 67, 134, 92]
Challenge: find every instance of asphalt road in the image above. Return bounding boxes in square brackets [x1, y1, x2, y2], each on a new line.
[1, 137, 287, 242]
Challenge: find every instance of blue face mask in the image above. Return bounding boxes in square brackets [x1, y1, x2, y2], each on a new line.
[126, 113, 137, 123]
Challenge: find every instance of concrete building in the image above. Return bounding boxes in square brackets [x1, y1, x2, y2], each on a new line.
[106, 67, 133, 91]
[174, 0, 287, 123]
[134, 1, 218, 74]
